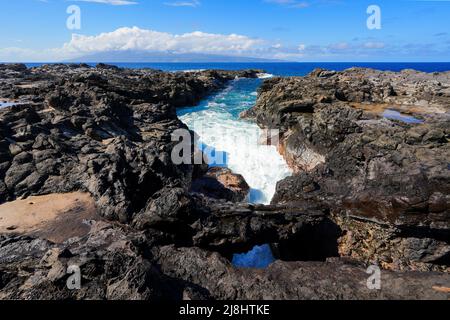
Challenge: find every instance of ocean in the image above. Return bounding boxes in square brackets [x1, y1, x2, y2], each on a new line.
[24, 62, 450, 77]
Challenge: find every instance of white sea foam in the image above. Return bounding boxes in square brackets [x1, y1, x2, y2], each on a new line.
[178, 78, 292, 268]
[207, 101, 227, 109]
[181, 69, 207, 73]
[179, 88, 291, 205]
[257, 73, 274, 79]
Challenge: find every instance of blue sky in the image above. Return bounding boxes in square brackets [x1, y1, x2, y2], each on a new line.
[0, 0, 449, 61]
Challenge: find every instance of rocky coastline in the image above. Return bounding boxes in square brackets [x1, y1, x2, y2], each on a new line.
[243, 68, 450, 273]
[0, 64, 449, 300]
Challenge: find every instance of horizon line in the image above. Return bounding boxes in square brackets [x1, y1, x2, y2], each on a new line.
[2, 61, 450, 64]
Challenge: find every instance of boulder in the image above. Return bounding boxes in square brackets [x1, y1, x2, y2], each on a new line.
[191, 167, 250, 202]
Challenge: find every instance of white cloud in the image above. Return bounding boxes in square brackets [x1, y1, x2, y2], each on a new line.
[164, 0, 200, 7]
[328, 42, 349, 50]
[73, 0, 138, 6]
[0, 27, 265, 62]
[0, 47, 70, 62]
[272, 52, 305, 60]
[264, 0, 309, 9]
[363, 41, 385, 49]
[61, 26, 263, 54]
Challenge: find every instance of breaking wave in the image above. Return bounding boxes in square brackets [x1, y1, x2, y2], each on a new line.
[177, 78, 291, 204]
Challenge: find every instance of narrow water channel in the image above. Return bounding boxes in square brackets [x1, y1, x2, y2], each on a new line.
[177, 76, 292, 268]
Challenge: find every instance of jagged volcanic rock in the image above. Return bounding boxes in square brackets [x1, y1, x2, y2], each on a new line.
[244, 68, 450, 272]
[0, 63, 262, 224]
[190, 167, 250, 202]
[1, 64, 449, 300]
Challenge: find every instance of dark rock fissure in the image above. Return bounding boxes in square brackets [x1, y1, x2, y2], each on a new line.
[396, 226, 450, 244]
[271, 218, 342, 262]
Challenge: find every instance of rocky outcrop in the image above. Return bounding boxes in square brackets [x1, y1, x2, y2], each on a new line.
[1, 64, 449, 300]
[0, 63, 262, 224]
[153, 245, 450, 300]
[188, 196, 339, 261]
[1, 194, 448, 300]
[0, 222, 208, 300]
[244, 68, 450, 272]
[191, 167, 250, 202]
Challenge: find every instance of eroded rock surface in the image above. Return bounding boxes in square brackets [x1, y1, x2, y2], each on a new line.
[154, 245, 450, 300]
[1, 65, 449, 300]
[244, 68, 450, 272]
[1, 197, 447, 300]
[0, 63, 261, 224]
[191, 167, 250, 202]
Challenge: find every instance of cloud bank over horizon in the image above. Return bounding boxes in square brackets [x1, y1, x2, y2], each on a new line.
[0, 26, 266, 62]
[63, 27, 263, 54]
[0, 25, 448, 62]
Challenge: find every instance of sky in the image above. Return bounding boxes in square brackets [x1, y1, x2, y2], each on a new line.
[0, 0, 449, 62]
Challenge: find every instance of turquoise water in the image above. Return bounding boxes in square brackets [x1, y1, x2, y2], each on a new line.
[177, 77, 288, 268]
[0, 102, 24, 109]
[0, 102, 16, 108]
[178, 77, 260, 119]
[178, 77, 292, 205]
